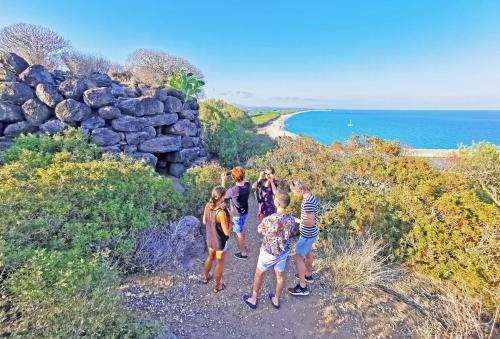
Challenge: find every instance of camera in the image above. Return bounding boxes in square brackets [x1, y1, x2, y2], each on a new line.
[225, 171, 231, 176]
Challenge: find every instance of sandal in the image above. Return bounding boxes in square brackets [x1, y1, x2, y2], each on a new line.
[243, 295, 257, 309]
[268, 293, 280, 309]
[213, 283, 226, 293]
[201, 275, 212, 284]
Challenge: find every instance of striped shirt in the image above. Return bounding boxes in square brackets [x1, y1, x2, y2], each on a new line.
[300, 193, 319, 238]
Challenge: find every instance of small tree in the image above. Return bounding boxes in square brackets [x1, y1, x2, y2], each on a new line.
[0, 23, 70, 69]
[61, 50, 111, 75]
[457, 142, 499, 206]
[126, 48, 203, 86]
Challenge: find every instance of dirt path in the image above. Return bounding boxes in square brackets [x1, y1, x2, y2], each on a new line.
[123, 196, 341, 339]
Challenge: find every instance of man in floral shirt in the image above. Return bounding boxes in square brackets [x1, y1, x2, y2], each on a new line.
[242, 190, 295, 309]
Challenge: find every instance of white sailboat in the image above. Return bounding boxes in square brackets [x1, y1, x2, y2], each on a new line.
[347, 119, 353, 127]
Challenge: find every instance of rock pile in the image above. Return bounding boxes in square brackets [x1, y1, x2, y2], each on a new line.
[0, 52, 208, 176]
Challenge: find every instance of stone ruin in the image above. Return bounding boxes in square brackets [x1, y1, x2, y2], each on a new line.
[0, 52, 208, 177]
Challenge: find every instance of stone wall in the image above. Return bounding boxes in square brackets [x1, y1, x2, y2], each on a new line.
[0, 52, 208, 177]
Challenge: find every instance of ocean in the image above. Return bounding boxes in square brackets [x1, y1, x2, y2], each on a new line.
[284, 110, 500, 149]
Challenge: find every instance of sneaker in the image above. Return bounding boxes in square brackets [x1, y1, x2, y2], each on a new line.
[287, 284, 310, 296]
[234, 252, 248, 259]
[295, 273, 314, 283]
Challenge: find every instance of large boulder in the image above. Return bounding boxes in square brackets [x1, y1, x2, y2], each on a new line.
[3, 121, 36, 137]
[141, 87, 169, 101]
[125, 131, 154, 145]
[142, 113, 178, 127]
[39, 119, 68, 135]
[166, 148, 199, 163]
[163, 96, 183, 113]
[110, 83, 125, 97]
[183, 99, 200, 110]
[134, 216, 205, 271]
[83, 87, 116, 108]
[116, 97, 164, 116]
[0, 68, 20, 82]
[178, 109, 196, 121]
[35, 83, 63, 108]
[111, 115, 146, 132]
[169, 163, 186, 177]
[97, 105, 122, 120]
[165, 119, 197, 136]
[138, 135, 182, 153]
[19, 65, 54, 87]
[0, 101, 24, 122]
[81, 116, 105, 130]
[166, 88, 185, 101]
[0, 52, 29, 74]
[86, 73, 112, 87]
[130, 152, 158, 167]
[91, 127, 121, 146]
[58, 78, 88, 100]
[21, 98, 52, 126]
[0, 81, 35, 104]
[55, 99, 92, 124]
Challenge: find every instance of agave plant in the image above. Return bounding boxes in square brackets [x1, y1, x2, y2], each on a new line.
[168, 71, 205, 101]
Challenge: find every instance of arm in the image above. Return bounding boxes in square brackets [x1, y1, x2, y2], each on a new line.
[221, 172, 227, 187]
[269, 177, 277, 195]
[252, 172, 265, 189]
[202, 204, 208, 225]
[216, 210, 232, 236]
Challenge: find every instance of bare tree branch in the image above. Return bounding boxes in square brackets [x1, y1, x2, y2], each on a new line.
[61, 50, 111, 75]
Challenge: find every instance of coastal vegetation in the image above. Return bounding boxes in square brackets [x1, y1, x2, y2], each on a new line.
[249, 109, 296, 125]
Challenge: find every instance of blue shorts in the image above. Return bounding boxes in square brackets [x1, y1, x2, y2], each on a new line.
[295, 236, 317, 257]
[257, 248, 289, 272]
[232, 214, 248, 233]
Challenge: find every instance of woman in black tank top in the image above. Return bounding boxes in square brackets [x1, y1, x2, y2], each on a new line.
[202, 186, 232, 293]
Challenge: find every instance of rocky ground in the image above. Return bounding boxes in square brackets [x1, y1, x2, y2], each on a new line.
[121, 197, 434, 339]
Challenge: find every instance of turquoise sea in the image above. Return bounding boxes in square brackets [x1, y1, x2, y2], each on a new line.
[284, 110, 500, 149]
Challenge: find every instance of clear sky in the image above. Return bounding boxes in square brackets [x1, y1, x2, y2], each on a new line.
[1, 0, 500, 109]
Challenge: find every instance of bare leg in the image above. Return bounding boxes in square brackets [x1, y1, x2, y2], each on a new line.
[247, 268, 264, 305]
[203, 248, 216, 280]
[305, 251, 313, 277]
[236, 232, 248, 256]
[295, 254, 307, 288]
[273, 270, 285, 304]
[214, 251, 226, 289]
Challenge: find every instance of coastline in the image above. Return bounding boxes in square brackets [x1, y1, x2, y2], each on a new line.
[256, 110, 458, 158]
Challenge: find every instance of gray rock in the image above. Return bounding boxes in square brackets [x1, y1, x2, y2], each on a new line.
[183, 99, 200, 110]
[125, 131, 153, 145]
[169, 163, 187, 177]
[91, 127, 121, 146]
[138, 135, 182, 153]
[123, 145, 137, 153]
[21, 98, 52, 126]
[0, 81, 35, 104]
[182, 136, 194, 148]
[97, 105, 122, 120]
[55, 99, 92, 124]
[102, 144, 121, 152]
[166, 88, 185, 101]
[58, 78, 88, 100]
[142, 113, 178, 127]
[144, 126, 157, 138]
[166, 148, 199, 163]
[111, 116, 146, 132]
[39, 119, 68, 135]
[86, 73, 112, 87]
[19, 65, 54, 87]
[0, 101, 24, 122]
[110, 83, 125, 97]
[165, 119, 197, 136]
[35, 83, 63, 108]
[0, 52, 29, 74]
[3, 121, 36, 137]
[81, 116, 105, 130]
[163, 96, 183, 113]
[0, 67, 20, 82]
[178, 109, 196, 121]
[131, 152, 158, 167]
[83, 87, 116, 108]
[124, 86, 140, 97]
[192, 137, 200, 146]
[116, 96, 164, 116]
[141, 87, 169, 101]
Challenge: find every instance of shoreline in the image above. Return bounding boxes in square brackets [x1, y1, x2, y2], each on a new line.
[256, 110, 458, 158]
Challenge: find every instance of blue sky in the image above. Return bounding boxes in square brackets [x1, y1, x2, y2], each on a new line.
[1, 0, 499, 109]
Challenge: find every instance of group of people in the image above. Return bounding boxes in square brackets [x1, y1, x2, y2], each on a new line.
[202, 166, 319, 309]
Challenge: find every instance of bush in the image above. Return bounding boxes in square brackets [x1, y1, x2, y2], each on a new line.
[200, 99, 254, 129]
[3, 249, 157, 338]
[182, 162, 225, 214]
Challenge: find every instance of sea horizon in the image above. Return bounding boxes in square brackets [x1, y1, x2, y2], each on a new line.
[284, 109, 500, 149]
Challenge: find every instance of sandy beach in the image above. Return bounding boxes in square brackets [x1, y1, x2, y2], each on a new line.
[257, 110, 458, 158]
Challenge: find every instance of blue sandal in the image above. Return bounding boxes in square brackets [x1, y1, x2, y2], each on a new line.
[268, 293, 280, 309]
[242, 295, 257, 309]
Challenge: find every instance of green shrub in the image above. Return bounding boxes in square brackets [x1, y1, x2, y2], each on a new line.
[3, 249, 157, 338]
[167, 71, 204, 101]
[200, 98, 254, 129]
[182, 162, 225, 214]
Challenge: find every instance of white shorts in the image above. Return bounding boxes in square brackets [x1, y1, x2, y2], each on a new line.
[256, 248, 289, 272]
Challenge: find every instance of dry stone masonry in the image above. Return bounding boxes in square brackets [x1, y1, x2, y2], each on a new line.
[0, 52, 208, 177]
